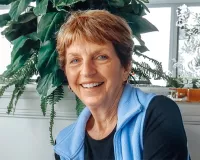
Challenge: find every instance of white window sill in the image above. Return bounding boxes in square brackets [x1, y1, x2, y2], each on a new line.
[0, 84, 200, 124]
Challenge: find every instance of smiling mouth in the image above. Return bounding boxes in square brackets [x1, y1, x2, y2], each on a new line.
[81, 82, 104, 88]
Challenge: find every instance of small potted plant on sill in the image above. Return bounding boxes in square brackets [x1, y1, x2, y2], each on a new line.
[166, 76, 200, 102]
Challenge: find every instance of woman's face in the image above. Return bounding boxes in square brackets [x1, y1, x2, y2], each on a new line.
[65, 39, 129, 108]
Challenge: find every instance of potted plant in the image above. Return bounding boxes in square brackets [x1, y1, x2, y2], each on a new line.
[0, 0, 167, 144]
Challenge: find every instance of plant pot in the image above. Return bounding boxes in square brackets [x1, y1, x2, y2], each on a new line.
[187, 89, 200, 102]
[176, 88, 188, 98]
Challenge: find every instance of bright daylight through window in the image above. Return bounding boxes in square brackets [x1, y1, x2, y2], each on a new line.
[141, 7, 171, 73]
[0, 9, 12, 75]
[132, 7, 171, 86]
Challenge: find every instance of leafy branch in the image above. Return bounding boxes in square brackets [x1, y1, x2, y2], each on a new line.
[46, 85, 64, 145]
[0, 0, 166, 145]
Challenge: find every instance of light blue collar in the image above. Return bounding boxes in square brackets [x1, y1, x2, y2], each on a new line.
[54, 84, 144, 159]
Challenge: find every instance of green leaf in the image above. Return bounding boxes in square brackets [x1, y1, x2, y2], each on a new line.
[2, 54, 31, 78]
[134, 45, 149, 53]
[54, 0, 85, 7]
[18, 12, 37, 23]
[33, 0, 49, 16]
[119, 0, 147, 15]
[52, 0, 59, 7]
[0, 13, 11, 27]
[49, 102, 56, 145]
[10, 33, 39, 64]
[7, 86, 18, 114]
[52, 68, 65, 87]
[11, 36, 31, 63]
[134, 35, 145, 46]
[2, 33, 39, 78]
[1, 13, 37, 41]
[13, 84, 26, 113]
[119, 4, 134, 13]
[3, 53, 37, 86]
[9, 0, 33, 21]
[75, 96, 85, 116]
[138, 0, 149, 3]
[117, 12, 158, 35]
[36, 41, 65, 97]
[0, 0, 17, 5]
[37, 12, 66, 42]
[133, 60, 165, 80]
[131, 0, 140, 14]
[109, 0, 124, 8]
[26, 32, 40, 41]
[41, 96, 48, 116]
[47, 85, 64, 105]
[37, 74, 56, 97]
[0, 85, 9, 97]
[37, 40, 58, 76]
[124, 0, 131, 5]
[36, 69, 65, 97]
[136, 0, 149, 13]
[9, 1, 20, 20]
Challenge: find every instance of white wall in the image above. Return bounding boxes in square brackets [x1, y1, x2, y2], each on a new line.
[0, 85, 200, 160]
[0, 85, 77, 160]
[179, 103, 200, 160]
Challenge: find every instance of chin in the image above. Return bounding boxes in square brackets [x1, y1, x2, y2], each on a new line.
[82, 97, 103, 108]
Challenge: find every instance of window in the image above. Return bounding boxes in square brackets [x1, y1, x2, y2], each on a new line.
[0, 8, 12, 75]
[132, 7, 172, 86]
[177, 6, 200, 78]
[141, 7, 171, 73]
[1, 2, 199, 86]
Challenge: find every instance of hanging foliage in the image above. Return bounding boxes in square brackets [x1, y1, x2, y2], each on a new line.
[0, 0, 167, 144]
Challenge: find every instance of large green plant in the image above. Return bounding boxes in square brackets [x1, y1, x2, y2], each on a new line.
[0, 0, 167, 145]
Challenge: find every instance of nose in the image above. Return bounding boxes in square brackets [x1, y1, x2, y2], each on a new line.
[80, 59, 97, 77]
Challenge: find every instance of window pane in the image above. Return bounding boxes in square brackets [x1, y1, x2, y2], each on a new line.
[0, 9, 12, 75]
[140, 8, 171, 73]
[132, 8, 171, 86]
[177, 6, 200, 78]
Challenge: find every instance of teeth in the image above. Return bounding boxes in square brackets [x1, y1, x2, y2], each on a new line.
[82, 83, 102, 88]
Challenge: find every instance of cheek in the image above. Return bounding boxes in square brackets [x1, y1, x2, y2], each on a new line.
[65, 69, 76, 85]
[107, 66, 125, 82]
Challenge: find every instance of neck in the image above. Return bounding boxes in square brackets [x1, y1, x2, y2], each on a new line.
[86, 108, 117, 140]
[86, 85, 124, 139]
[88, 104, 118, 130]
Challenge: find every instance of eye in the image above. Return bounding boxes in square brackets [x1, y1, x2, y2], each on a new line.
[70, 59, 79, 64]
[97, 55, 108, 60]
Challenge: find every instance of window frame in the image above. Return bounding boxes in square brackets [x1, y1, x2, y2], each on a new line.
[146, 2, 200, 77]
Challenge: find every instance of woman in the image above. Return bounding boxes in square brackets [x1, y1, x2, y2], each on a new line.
[54, 10, 190, 160]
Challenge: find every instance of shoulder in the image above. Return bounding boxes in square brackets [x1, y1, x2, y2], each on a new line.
[56, 122, 76, 144]
[144, 95, 182, 126]
[147, 95, 181, 116]
[144, 95, 185, 137]
[143, 95, 188, 159]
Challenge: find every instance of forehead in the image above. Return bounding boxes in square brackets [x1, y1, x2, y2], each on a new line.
[66, 39, 115, 56]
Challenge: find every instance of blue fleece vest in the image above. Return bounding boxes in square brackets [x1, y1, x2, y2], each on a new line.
[54, 84, 156, 160]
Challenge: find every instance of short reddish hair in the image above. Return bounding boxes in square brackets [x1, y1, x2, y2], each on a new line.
[56, 10, 134, 70]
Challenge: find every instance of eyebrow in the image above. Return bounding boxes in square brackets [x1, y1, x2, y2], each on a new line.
[67, 52, 80, 57]
[67, 48, 108, 57]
